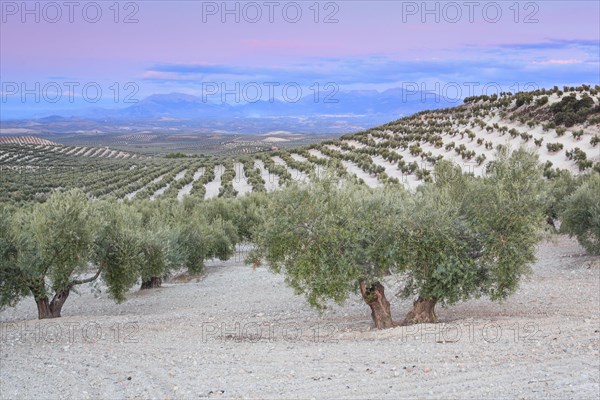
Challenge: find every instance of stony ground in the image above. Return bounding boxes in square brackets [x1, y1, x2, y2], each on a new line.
[1, 236, 599, 399]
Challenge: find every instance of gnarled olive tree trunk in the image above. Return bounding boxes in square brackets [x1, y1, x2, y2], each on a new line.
[141, 276, 162, 290]
[403, 296, 438, 325]
[359, 281, 394, 329]
[31, 269, 102, 319]
[35, 289, 71, 319]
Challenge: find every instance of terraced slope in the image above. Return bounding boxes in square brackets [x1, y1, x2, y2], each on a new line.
[1, 85, 598, 203]
[0, 136, 59, 146]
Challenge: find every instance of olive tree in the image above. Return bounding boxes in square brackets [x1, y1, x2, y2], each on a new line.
[559, 174, 600, 255]
[135, 198, 241, 287]
[250, 149, 547, 329]
[189, 193, 268, 242]
[133, 199, 188, 289]
[544, 170, 579, 230]
[0, 191, 143, 319]
[177, 202, 239, 274]
[0, 190, 246, 318]
[0, 204, 30, 311]
[249, 178, 408, 328]
[0, 190, 97, 318]
[92, 200, 144, 302]
[398, 148, 546, 323]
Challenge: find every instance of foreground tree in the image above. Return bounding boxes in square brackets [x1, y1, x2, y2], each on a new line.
[544, 170, 579, 230]
[188, 193, 268, 243]
[177, 201, 239, 274]
[398, 149, 546, 323]
[251, 149, 547, 329]
[134, 198, 241, 287]
[91, 200, 143, 301]
[0, 191, 247, 318]
[0, 192, 146, 319]
[249, 177, 408, 328]
[559, 173, 600, 255]
[0, 191, 97, 318]
[0, 204, 30, 312]
[134, 200, 183, 289]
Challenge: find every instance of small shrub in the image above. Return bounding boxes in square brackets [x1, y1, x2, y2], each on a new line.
[520, 133, 532, 142]
[546, 143, 564, 153]
[536, 96, 549, 106]
[572, 130, 584, 140]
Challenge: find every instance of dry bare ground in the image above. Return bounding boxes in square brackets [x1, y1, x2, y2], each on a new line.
[1, 236, 598, 399]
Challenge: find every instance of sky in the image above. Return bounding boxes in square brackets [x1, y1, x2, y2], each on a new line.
[1, 0, 599, 118]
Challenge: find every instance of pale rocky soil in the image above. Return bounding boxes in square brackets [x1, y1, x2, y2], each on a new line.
[125, 175, 164, 201]
[1, 236, 599, 399]
[151, 170, 187, 200]
[254, 160, 279, 192]
[177, 167, 205, 201]
[271, 157, 309, 183]
[204, 165, 225, 200]
[232, 163, 253, 197]
[341, 160, 381, 189]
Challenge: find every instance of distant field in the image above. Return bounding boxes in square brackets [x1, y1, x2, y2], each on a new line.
[1, 87, 598, 204]
[34, 132, 337, 156]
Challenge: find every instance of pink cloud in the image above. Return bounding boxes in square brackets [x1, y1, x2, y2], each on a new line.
[239, 39, 328, 52]
[533, 59, 583, 65]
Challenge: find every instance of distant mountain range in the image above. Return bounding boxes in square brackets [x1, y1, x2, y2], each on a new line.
[0, 88, 457, 135]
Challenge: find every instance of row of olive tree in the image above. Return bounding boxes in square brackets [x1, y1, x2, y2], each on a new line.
[0, 192, 266, 319]
[249, 148, 549, 328]
[2, 152, 593, 325]
[546, 171, 599, 255]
